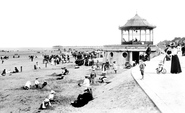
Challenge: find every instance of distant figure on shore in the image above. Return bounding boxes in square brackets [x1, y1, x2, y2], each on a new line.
[90, 70, 96, 85]
[139, 60, 146, 80]
[170, 42, 182, 74]
[29, 55, 34, 62]
[34, 62, 41, 70]
[20, 66, 22, 72]
[1, 59, 4, 64]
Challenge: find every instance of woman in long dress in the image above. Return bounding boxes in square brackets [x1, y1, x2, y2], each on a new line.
[170, 43, 182, 74]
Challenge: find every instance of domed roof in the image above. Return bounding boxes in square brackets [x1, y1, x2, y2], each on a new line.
[119, 14, 156, 30]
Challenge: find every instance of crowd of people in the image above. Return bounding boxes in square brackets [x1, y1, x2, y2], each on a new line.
[2, 44, 183, 111]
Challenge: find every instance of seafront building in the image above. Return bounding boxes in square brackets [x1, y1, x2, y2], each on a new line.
[103, 14, 157, 67]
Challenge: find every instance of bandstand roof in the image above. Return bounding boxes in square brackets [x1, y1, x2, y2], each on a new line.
[119, 14, 156, 30]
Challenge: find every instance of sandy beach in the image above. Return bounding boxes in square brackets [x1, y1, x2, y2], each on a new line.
[0, 50, 160, 113]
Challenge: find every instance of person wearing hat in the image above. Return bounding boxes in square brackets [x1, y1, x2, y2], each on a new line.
[23, 81, 32, 90]
[90, 70, 96, 85]
[170, 42, 182, 74]
[34, 78, 40, 88]
[39, 98, 52, 110]
[48, 90, 56, 101]
[139, 59, 146, 80]
[145, 44, 151, 61]
[82, 76, 91, 90]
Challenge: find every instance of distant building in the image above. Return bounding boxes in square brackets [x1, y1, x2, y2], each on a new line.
[52, 45, 63, 51]
[103, 14, 157, 67]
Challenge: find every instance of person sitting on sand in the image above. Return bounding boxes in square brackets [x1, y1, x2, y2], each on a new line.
[41, 81, 47, 89]
[82, 76, 91, 90]
[48, 90, 56, 102]
[71, 88, 93, 107]
[1, 69, 6, 76]
[35, 62, 41, 70]
[1, 69, 11, 76]
[11, 67, 19, 73]
[39, 98, 52, 110]
[34, 78, 40, 88]
[61, 67, 69, 75]
[91, 64, 96, 71]
[23, 81, 32, 90]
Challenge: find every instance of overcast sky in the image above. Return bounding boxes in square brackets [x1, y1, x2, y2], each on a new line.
[0, 0, 185, 48]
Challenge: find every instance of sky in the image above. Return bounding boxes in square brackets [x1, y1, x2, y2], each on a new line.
[0, 0, 185, 48]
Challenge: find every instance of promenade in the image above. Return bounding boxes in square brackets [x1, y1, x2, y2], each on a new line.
[132, 53, 185, 113]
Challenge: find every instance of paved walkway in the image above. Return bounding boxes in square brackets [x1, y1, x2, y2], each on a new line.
[131, 54, 185, 113]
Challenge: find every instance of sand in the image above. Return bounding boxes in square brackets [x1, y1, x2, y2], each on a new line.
[0, 50, 160, 113]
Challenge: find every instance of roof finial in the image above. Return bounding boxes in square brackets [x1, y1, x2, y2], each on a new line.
[136, 10, 138, 15]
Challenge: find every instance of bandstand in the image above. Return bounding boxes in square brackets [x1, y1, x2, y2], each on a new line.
[103, 14, 157, 67]
[119, 14, 156, 45]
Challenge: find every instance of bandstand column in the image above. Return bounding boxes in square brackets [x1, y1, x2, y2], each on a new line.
[152, 29, 154, 42]
[128, 30, 130, 41]
[149, 30, 151, 41]
[129, 51, 133, 63]
[121, 30, 123, 44]
[132, 30, 133, 41]
[145, 29, 147, 41]
[140, 29, 141, 41]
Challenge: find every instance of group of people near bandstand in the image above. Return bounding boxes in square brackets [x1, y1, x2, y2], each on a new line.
[138, 42, 184, 80]
[163, 42, 182, 74]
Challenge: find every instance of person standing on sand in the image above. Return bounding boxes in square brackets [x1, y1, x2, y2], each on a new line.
[1, 59, 4, 64]
[90, 70, 96, 85]
[139, 60, 146, 80]
[170, 42, 182, 74]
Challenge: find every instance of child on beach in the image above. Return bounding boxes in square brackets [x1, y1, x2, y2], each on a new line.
[112, 61, 118, 74]
[34, 78, 40, 88]
[139, 60, 146, 80]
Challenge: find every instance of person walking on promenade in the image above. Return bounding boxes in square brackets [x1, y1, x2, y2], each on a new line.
[139, 60, 146, 80]
[170, 42, 182, 74]
[146, 44, 151, 61]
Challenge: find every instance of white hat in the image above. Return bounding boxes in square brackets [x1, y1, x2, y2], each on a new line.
[44, 98, 50, 102]
[50, 90, 55, 94]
